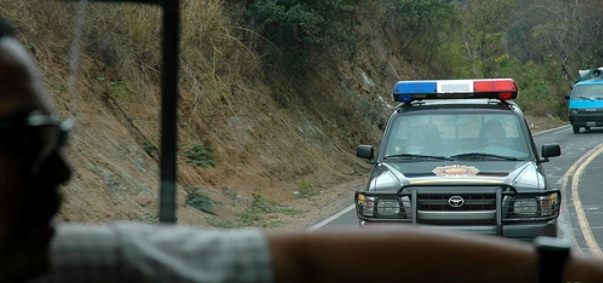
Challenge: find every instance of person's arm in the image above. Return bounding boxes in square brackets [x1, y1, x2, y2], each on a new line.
[268, 226, 603, 283]
[30, 223, 274, 283]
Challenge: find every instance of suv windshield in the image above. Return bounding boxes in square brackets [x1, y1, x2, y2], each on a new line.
[383, 112, 531, 160]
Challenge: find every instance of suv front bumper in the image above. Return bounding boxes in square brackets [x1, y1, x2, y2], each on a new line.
[358, 219, 558, 241]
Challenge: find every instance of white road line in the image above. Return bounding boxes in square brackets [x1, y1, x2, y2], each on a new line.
[307, 204, 355, 231]
[532, 125, 570, 136]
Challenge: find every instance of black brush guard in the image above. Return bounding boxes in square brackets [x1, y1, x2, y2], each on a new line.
[355, 184, 561, 236]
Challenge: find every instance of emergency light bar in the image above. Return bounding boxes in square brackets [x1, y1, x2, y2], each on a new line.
[392, 79, 519, 103]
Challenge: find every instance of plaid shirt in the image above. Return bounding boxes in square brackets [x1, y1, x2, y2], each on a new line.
[29, 223, 274, 283]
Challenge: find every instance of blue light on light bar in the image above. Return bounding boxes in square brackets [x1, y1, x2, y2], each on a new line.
[394, 81, 437, 94]
[392, 81, 437, 102]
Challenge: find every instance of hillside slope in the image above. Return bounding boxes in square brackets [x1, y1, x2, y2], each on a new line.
[0, 1, 565, 230]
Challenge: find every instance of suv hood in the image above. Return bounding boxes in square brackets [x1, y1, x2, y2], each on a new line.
[367, 160, 546, 192]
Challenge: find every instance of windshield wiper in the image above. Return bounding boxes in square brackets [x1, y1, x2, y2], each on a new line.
[384, 154, 453, 161]
[576, 96, 595, 101]
[450, 153, 522, 161]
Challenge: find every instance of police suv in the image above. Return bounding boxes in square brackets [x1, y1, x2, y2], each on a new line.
[355, 79, 562, 240]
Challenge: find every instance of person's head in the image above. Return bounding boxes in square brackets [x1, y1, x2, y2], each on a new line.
[406, 124, 440, 154]
[0, 17, 72, 282]
[480, 120, 505, 141]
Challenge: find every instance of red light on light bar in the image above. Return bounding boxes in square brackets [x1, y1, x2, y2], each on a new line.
[473, 79, 518, 93]
[498, 93, 514, 100]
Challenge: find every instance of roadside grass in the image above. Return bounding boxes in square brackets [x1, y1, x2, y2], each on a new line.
[206, 192, 305, 229]
[297, 179, 319, 198]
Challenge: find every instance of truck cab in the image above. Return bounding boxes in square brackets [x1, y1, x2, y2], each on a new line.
[566, 67, 603, 134]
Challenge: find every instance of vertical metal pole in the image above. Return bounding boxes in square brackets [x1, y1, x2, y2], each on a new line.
[159, 0, 180, 223]
[496, 189, 503, 236]
[411, 189, 417, 225]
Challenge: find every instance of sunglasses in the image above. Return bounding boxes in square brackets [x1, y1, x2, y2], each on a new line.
[0, 110, 73, 171]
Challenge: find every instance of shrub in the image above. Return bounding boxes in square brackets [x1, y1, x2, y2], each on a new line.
[184, 185, 217, 214]
[233, 0, 359, 72]
[184, 144, 217, 167]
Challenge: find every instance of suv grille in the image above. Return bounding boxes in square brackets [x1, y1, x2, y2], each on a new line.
[418, 194, 497, 211]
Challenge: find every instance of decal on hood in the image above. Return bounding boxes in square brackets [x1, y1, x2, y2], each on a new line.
[432, 165, 480, 177]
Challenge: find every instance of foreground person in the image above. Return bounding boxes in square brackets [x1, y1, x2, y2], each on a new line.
[0, 15, 602, 283]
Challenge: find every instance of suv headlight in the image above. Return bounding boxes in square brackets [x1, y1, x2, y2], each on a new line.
[358, 195, 375, 217]
[513, 197, 538, 215]
[513, 194, 558, 216]
[377, 199, 400, 215]
[357, 195, 402, 217]
[539, 193, 558, 216]
[570, 109, 578, 115]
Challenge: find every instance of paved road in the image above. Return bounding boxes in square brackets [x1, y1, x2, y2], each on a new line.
[310, 124, 603, 258]
[546, 126, 603, 257]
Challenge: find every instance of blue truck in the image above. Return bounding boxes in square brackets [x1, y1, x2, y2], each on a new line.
[566, 67, 603, 134]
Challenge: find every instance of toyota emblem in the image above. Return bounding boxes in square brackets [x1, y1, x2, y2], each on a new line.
[448, 196, 465, 208]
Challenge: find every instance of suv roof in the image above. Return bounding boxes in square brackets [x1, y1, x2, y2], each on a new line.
[395, 98, 523, 113]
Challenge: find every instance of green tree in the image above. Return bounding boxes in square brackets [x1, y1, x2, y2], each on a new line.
[235, 0, 359, 72]
[384, 0, 458, 67]
[456, 0, 515, 78]
[496, 56, 569, 118]
[507, 0, 603, 71]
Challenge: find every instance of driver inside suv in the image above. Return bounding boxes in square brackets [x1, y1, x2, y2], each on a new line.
[480, 119, 507, 147]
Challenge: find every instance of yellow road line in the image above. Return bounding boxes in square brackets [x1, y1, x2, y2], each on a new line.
[571, 143, 603, 257]
[561, 150, 590, 254]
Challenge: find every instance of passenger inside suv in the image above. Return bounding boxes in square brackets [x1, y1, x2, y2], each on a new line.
[480, 120, 507, 147]
[406, 124, 441, 155]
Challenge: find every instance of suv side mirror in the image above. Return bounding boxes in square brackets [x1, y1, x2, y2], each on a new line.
[357, 144, 374, 160]
[541, 144, 561, 162]
[565, 95, 570, 100]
